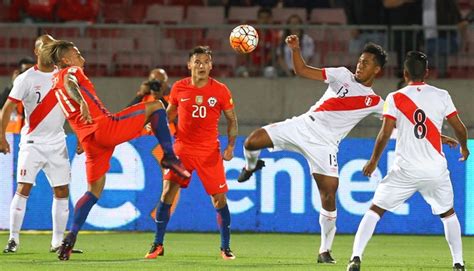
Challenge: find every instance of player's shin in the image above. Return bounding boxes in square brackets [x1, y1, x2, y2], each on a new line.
[9, 193, 28, 243]
[150, 109, 175, 157]
[244, 148, 261, 170]
[154, 201, 171, 245]
[216, 204, 231, 249]
[441, 213, 463, 265]
[52, 197, 69, 247]
[351, 209, 380, 260]
[70, 192, 98, 236]
[319, 208, 337, 253]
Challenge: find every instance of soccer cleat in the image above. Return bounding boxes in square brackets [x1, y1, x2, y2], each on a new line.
[50, 246, 83, 254]
[453, 263, 465, 271]
[144, 243, 164, 259]
[3, 239, 18, 253]
[317, 250, 336, 264]
[237, 160, 265, 183]
[221, 248, 236, 260]
[57, 232, 76, 261]
[161, 155, 191, 179]
[346, 256, 361, 271]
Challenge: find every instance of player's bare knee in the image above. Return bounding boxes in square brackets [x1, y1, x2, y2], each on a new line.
[53, 185, 69, 198]
[16, 183, 33, 197]
[211, 194, 227, 209]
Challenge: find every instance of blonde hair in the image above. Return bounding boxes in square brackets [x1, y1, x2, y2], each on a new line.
[41, 40, 75, 68]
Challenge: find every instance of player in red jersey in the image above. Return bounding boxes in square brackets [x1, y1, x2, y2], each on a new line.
[144, 46, 238, 260]
[40, 40, 190, 261]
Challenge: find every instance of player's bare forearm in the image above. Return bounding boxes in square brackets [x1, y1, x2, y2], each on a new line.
[441, 134, 459, 148]
[370, 118, 395, 163]
[291, 49, 325, 81]
[0, 100, 16, 139]
[166, 104, 178, 123]
[64, 73, 86, 105]
[224, 109, 238, 147]
[447, 115, 468, 149]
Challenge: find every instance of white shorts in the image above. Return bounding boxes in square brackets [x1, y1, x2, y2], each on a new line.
[17, 140, 71, 187]
[372, 168, 454, 215]
[263, 116, 339, 177]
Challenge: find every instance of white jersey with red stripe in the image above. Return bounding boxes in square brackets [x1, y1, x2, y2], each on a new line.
[8, 66, 65, 144]
[303, 67, 384, 147]
[383, 82, 457, 179]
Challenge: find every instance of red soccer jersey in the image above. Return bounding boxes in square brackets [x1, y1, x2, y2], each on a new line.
[52, 66, 109, 141]
[169, 77, 234, 155]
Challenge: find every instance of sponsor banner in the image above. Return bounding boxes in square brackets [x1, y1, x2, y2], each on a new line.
[0, 135, 471, 235]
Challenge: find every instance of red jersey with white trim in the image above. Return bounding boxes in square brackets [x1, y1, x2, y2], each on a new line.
[383, 82, 457, 178]
[304, 67, 383, 147]
[52, 66, 109, 141]
[169, 77, 234, 155]
[8, 65, 65, 144]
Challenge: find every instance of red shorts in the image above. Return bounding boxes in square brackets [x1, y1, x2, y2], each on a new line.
[164, 149, 228, 195]
[82, 103, 146, 183]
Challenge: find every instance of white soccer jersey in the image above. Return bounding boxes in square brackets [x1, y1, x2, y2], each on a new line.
[383, 82, 457, 179]
[304, 67, 384, 147]
[8, 66, 65, 144]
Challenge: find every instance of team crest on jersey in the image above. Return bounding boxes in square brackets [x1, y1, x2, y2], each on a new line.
[195, 96, 203, 105]
[19, 169, 27, 176]
[208, 97, 217, 107]
[365, 96, 373, 106]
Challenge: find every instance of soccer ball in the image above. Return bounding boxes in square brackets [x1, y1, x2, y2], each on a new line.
[229, 25, 259, 54]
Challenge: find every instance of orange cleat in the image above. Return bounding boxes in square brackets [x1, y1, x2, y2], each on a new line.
[145, 243, 164, 259]
[221, 248, 236, 260]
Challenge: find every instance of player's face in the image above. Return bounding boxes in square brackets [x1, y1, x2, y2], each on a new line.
[355, 53, 380, 82]
[188, 53, 212, 81]
[63, 47, 85, 68]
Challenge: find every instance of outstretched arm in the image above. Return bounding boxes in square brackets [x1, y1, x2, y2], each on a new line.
[363, 117, 396, 176]
[222, 108, 238, 161]
[287, 35, 325, 81]
[64, 73, 92, 124]
[447, 115, 469, 161]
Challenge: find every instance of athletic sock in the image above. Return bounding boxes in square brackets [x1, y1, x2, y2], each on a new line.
[150, 109, 175, 157]
[319, 208, 337, 253]
[154, 201, 171, 245]
[244, 148, 261, 170]
[70, 192, 98, 236]
[9, 193, 28, 243]
[216, 204, 231, 249]
[441, 213, 463, 265]
[51, 197, 69, 248]
[351, 210, 380, 260]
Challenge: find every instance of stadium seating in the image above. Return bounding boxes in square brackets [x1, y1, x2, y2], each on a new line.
[227, 6, 259, 24]
[272, 8, 307, 24]
[144, 5, 184, 24]
[310, 8, 346, 24]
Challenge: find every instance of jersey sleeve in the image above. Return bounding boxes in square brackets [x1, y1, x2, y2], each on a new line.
[323, 67, 349, 84]
[444, 92, 457, 119]
[382, 93, 397, 120]
[169, 84, 178, 106]
[220, 84, 234, 111]
[8, 75, 28, 102]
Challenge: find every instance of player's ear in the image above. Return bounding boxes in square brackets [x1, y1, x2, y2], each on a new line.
[187, 60, 191, 70]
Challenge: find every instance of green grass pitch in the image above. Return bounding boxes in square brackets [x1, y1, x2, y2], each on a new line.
[1, 231, 472, 270]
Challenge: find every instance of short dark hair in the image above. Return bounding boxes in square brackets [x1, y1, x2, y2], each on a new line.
[404, 51, 428, 81]
[362, 42, 387, 68]
[188, 46, 212, 59]
[258, 7, 272, 17]
[18, 57, 35, 68]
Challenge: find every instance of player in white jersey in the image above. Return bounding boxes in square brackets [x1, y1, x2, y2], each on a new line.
[347, 51, 469, 271]
[0, 35, 80, 254]
[237, 35, 387, 263]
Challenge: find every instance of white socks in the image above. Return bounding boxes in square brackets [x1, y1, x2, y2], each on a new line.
[52, 197, 69, 248]
[441, 213, 463, 265]
[244, 148, 261, 170]
[351, 209, 380, 260]
[319, 208, 337, 253]
[9, 193, 28, 243]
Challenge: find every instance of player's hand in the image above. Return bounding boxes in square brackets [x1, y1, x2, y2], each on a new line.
[79, 102, 93, 124]
[362, 160, 377, 177]
[0, 137, 10, 154]
[76, 142, 84, 155]
[223, 145, 234, 161]
[441, 135, 458, 148]
[459, 147, 469, 161]
[285, 35, 300, 50]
